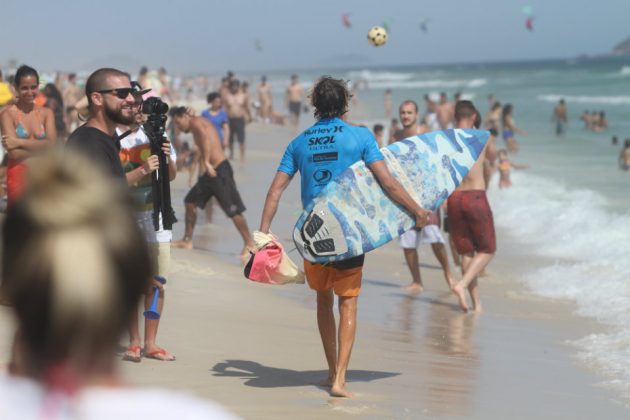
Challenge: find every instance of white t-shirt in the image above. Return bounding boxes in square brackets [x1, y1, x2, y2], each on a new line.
[0, 374, 237, 420]
[117, 127, 177, 243]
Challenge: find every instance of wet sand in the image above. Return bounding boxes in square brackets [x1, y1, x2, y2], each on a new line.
[0, 121, 628, 418]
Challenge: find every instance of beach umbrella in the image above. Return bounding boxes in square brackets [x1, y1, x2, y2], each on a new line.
[342, 13, 351, 29]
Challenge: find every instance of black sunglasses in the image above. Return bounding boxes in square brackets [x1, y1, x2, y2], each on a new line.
[97, 88, 134, 99]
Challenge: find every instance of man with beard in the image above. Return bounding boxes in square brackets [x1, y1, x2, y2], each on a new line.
[67, 68, 136, 180]
[394, 100, 454, 293]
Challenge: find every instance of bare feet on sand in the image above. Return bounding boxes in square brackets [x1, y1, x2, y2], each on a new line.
[172, 239, 193, 249]
[403, 282, 424, 294]
[319, 374, 335, 388]
[330, 382, 354, 398]
[451, 284, 469, 312]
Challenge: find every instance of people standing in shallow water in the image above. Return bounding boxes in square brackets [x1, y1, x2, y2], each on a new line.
[393, 100, 455, 293]
[448, 101, 496, 313]
[259, 76, 431, 398]
[552, 99, 568, 136]
[501, 103, 526, 153]
[619, 139, 630, 171]
[0, 65, 56, 205]
[0, 150, 235, 419]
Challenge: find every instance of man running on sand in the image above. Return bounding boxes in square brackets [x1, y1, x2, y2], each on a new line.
[259, 77, 431, 398]
[169, 106, 254, 260]
[448, 100, 496, 312]
[394, 100, 454, 293]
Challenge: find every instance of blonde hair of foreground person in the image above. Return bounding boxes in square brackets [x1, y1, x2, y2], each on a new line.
[0, 150, 237, 419]
[2, 149, 152, 379]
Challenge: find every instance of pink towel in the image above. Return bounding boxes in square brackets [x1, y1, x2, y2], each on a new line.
[244, 232, 304, 285]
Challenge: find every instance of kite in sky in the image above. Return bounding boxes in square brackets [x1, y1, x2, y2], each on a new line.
[522, 6, 535, 31]
[342, 13, 351, 29]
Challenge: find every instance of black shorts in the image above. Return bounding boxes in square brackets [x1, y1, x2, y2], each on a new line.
[228, 117, 246, 145]
[184, 160, 246, 217]
[289, 101, 301, 117]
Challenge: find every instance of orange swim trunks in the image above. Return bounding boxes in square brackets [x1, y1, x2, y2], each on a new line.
[304, 256, 364, 297]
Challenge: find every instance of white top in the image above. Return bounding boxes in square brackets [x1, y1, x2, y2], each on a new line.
[0, 374, 237, 420]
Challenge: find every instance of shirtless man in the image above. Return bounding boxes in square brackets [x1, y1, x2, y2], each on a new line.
[224, 80, 250, 161]
[285, 74, 304, 131]
[62, 73, 83, 133]
[395, 100, 454, 293]
[169, 106, 254, 259]
[619, 139, 630, 171]
[448, 101, 496, 312]
[553, 99, 568, 136]
[257, 76, 273, 123]
[436, 92, 453, 129]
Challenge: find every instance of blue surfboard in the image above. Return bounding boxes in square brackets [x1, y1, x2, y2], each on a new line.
[293, 129, 489, 263]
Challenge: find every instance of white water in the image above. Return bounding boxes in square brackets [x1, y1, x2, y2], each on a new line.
[488, 170, 630, 400]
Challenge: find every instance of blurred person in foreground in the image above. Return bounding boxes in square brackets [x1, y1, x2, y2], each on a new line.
[0, 150, 236, 419]
[259, 76, 431, 398]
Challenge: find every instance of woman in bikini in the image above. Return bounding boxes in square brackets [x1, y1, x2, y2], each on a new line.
[501, 103, 526, 154]
[0, 65, 56, 204]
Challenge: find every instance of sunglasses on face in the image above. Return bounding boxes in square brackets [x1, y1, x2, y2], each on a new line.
[97, 88, 134, 99]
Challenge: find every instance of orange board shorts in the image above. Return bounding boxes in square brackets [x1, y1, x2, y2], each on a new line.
[304, 257, 364, 297]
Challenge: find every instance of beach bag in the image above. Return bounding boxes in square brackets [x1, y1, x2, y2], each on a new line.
[244, 231, 305, 285]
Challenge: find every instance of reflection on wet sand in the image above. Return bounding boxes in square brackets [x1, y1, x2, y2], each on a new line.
[397, 292, 480, 417]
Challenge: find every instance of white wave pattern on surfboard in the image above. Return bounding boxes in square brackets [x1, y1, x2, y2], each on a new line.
[293, 129, 489, 263]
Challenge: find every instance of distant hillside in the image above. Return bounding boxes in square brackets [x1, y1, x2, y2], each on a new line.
[612, 36, 630, 55]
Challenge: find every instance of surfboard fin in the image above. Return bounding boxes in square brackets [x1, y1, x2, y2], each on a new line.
[297, 203, 348, 259]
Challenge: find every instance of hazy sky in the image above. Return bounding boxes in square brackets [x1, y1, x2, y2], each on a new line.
[1, 0, 629, 75]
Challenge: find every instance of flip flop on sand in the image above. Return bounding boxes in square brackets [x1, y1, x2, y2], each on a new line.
[144, 348, 176, 362]
[122, 345, 142, 363]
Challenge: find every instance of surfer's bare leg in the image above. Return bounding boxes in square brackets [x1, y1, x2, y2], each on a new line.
[454, 252, 492, 312]
[172, 202, 196, 249]
[316, 290, 337, 387]
[403, 248, 423, 292]
[431, 243, 454, 289]
[331, 296, 357, 398]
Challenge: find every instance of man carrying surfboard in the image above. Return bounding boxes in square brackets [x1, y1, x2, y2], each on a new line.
[448, 100, 496, 312]
[259, 77, 431, 398]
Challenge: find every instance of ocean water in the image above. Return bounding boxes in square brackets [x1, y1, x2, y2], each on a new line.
[260, 56, 630, 400]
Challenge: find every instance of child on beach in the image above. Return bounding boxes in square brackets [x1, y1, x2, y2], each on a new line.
[497, 149, 529, 189]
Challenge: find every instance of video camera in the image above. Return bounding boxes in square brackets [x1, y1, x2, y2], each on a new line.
[137, 93, 177, 231]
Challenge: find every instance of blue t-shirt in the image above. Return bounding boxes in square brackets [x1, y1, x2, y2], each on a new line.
[201, 109, 228, 143]
[278, 118, 384, 207]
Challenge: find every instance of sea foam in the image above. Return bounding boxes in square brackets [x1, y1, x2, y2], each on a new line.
[488, 171, 630, 402]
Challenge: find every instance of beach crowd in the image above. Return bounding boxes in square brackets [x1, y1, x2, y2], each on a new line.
[0, 60, 627, 418]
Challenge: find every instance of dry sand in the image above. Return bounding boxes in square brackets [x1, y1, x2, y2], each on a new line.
[1, 122, 628, 419]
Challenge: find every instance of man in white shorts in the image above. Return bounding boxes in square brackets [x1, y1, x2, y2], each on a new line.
[394, 100, 454, 293]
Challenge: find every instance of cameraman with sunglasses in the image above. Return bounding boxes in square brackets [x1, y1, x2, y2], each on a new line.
[67, 68, 137, 181]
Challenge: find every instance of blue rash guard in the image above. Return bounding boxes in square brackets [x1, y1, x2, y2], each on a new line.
[278, 117, 383, 208]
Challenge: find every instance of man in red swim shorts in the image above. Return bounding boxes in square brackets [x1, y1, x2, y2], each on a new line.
[447, 100, 496, 312]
